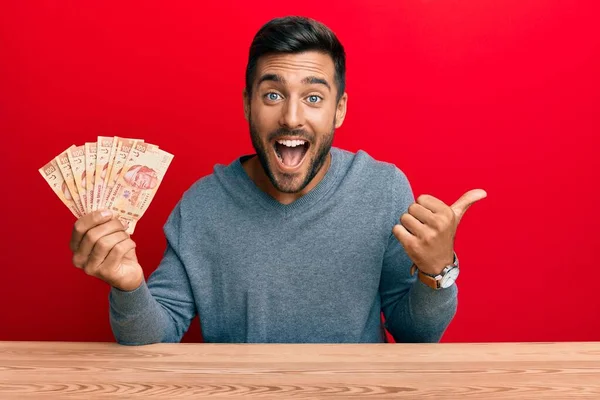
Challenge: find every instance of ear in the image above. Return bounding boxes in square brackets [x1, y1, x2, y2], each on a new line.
[334, 92, 348, 129]
[243, 88, 250, 122]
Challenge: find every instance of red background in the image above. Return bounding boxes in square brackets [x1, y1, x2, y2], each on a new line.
[1, 0, 598, 343]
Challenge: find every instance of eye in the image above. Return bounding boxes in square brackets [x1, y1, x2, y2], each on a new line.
[265, 92, 282, 101]
[307, 95, 322, 104]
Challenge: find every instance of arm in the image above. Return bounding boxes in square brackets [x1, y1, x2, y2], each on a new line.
[379, 168, 458, 343]
[379, 231, 458, 342]
[109, 201, 197, 345]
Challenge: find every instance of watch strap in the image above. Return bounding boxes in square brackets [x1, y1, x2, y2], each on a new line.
[409, 253, 459, 290]
[410, 264, 440, 290]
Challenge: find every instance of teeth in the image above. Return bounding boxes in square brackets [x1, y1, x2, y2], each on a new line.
[277, 139, 306, 147]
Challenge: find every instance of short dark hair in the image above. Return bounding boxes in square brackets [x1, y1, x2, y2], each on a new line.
[245, 16, 346, 101]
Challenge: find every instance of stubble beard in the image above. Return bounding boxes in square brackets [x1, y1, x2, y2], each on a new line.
[249, 118, 335, 194]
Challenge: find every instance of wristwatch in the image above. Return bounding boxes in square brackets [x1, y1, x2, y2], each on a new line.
[410, 252, 459, 290]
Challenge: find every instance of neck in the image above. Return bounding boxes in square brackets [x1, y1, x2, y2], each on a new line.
[242, 152, 332, 205]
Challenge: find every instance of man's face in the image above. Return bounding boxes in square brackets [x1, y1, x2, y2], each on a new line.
[134, 171, 153, 189]
[244, 51, 347, 193]
[129, 167, 158, 190]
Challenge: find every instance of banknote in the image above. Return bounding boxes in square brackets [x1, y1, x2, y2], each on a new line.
[100, 137, 120, 206]
[105, 142, 173, 234]
[38, 159, 82, 218]
[41, 136, 173, 235]
[84, 142, 97, 213]
[55, 146, 86, 216]
[101, 137, 143, 208]
[66, 145, 88, 214]
[94, 136, 117, 211]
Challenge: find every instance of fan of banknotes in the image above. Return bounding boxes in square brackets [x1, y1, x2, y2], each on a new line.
[39, 137, 174, 234]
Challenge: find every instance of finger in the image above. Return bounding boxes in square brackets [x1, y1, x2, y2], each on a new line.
[392, 223, 418, 248]
[72, 218, 128, 269]
[407, 203, 436, 226]
[70, 210, 115, 252]
[415, 194, 448, 214]
[96, 239, 137, 281]
[83, 231, 130, 275]
[399, 212, 427, 238]
[451, 189, 487, 223]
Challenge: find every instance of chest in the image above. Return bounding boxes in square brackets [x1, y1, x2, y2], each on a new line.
[195, 207, 389, 298]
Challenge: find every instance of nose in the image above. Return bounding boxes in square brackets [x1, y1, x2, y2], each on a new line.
[279, 97, 304, 130]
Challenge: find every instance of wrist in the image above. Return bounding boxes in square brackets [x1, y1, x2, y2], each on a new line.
[112, 275, 144, 292]
[416, 252, 457, 276]
[410, 252, 459, 290]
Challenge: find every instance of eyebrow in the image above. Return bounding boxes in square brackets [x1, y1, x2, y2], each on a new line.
[257, 74, 331, 91]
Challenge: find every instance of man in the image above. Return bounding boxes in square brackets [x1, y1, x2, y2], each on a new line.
[70, 16, 486, 344]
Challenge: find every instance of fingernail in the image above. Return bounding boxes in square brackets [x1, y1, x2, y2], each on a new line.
[101, 210, 113, 218]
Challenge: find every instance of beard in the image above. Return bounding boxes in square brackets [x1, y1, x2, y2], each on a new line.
[249, 118, 335, 194]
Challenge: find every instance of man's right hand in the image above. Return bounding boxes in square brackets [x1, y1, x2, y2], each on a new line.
[70, 210, 144, 292]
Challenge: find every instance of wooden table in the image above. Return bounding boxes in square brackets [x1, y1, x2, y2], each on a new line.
[0, 341, 599, 399]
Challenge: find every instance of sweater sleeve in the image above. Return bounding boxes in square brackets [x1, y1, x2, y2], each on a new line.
[108, 201, 197, 345]
[378, 167, 458, 343]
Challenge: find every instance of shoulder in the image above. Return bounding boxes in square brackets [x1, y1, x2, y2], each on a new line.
[162, 159, 239, 239]
[179, 157, 241, 204]
[334, 147, 415, 220]
[181, 171, 220, 203]
[333, 147, 415, 228]
[334, 147, 412, 192]
[170, 156, 243, 221]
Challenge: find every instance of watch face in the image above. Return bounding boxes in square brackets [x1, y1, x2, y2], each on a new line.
[441, 267, 459, 289]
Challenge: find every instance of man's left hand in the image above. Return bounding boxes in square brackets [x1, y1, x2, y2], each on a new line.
[392, 189, 487, 276]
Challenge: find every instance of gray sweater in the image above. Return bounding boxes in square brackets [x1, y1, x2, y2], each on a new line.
[109, 147, 458, 344]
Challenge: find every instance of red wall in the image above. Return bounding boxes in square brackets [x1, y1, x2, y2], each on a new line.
[1, 0, 598, 343]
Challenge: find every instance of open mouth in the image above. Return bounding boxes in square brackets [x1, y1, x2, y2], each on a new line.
[273, 139, 310, 171]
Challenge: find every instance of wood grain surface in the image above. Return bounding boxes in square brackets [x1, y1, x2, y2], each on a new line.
[0, 341, 599, 399]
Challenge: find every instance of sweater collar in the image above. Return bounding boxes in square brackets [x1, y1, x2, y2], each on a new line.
[233, 147, 343, 216]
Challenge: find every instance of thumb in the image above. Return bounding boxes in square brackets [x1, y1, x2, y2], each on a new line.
[451, 189, 487, 223]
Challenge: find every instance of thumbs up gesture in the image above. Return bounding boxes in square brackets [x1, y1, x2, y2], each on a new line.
[392, 189, 487, 276]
